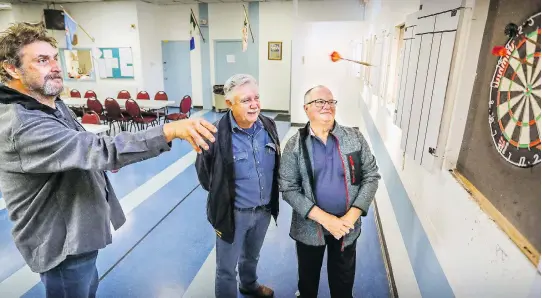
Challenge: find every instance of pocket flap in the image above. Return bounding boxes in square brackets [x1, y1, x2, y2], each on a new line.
[233, 150, 248, 161]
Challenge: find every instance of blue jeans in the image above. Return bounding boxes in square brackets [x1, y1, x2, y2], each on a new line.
[216, 208, 271, 298]
[39, 250, 99, 298]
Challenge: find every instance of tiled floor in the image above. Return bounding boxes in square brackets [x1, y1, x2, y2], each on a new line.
[0, 110, 390, 298]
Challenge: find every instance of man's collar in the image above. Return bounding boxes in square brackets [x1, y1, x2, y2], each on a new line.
[308, 121, 336, 136]
[228, 110, 240, 132]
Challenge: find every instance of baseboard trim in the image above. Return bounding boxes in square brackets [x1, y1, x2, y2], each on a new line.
[374, 199, 399, 298]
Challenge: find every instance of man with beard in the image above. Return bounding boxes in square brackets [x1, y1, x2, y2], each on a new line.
[0, 22, 216, 297]
[196, 74, 279, 297]
[279, 85, 381, 298]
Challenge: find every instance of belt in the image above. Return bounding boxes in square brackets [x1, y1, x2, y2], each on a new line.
[234, 204, 271, 212]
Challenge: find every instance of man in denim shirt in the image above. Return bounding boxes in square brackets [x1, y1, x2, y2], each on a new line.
[0, 22, 216, 297]
[196, 74, 280, 297]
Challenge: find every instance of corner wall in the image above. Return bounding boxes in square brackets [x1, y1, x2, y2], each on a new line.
[357, 0, 541, 296]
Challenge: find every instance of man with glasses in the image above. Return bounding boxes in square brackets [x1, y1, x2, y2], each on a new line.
[196, 74, 279, 298]
[279, 85, 381, 298]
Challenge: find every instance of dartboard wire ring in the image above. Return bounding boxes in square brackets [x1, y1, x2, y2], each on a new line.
[496, 38, 541, 148]
[489, 13, 541, 167]
[497, 38, 541, 149]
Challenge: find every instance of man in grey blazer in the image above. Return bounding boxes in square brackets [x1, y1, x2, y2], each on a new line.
[279, 85, 381, 298]
[0, 22, 216, 297]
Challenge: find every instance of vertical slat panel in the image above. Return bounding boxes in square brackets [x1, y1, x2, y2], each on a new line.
[415, 33, 443, 162]
[421, 31, 457, 170]
[400, 35, 422, 152]
[406, 34, 433, 158]
[380, 34, 391, 98]
[371, 40, 384, 93]
[393, 39, 411, 125]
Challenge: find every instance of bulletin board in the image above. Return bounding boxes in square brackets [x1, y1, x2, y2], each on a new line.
[96, 47, 134, 79]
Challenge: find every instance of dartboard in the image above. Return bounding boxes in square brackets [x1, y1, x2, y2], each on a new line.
[489, 12, 541, 168]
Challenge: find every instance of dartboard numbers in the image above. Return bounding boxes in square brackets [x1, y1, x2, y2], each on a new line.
[489, 12, 541, 168]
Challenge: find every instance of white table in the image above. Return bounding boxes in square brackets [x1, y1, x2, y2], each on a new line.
[63, 97, 176, 110]
[82, 124, 110, 135]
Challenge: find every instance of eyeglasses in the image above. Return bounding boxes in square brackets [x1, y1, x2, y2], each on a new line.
[306, 99, 338, 108]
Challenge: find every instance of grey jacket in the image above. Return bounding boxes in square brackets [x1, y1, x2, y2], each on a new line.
[0, 86, 171, 273]
[279, 122, 380, 247]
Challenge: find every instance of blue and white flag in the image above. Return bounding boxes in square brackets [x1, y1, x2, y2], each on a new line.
[64, 12, 77, 50]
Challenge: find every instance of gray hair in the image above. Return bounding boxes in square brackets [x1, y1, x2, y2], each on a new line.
[304, 85, 326, 104]
[224, 74, 257, 101]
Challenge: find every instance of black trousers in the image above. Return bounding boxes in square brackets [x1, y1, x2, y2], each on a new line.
[296, 236, 357, 298]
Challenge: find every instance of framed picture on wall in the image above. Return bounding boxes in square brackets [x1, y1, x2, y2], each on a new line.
[268, 41, 282, 60]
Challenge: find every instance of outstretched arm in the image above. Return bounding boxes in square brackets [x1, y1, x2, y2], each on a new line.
[9, 117, 216, 174]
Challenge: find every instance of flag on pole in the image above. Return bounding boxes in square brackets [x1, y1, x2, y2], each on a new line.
[190, 13, 197, 51]
[242, 13, 248, 52]
[64, 12, 77, 50]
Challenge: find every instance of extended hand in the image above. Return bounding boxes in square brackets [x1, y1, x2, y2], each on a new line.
[163, 118, 217, 153]
[322, 215, 354, 240]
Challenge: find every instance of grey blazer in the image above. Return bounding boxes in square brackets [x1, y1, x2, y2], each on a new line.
[279, 122, 380, 248]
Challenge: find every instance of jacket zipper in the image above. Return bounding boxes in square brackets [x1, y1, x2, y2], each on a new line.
[333, 135, 350, 252]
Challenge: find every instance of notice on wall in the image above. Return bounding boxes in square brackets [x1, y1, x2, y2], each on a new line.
[226, 55, 235, 63]
[97, 47, 135, 79]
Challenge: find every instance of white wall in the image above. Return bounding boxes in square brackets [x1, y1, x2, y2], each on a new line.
[297, 0, 366, 22]
[357, 0, 541, 296]
[0, 11, 14, 32]
[10, 4, 45, 24]
[137, 2, 163, 99]
[4, 1, 359, 112]
[153, 4, 202, 106]
[53, 2, 143, 99]
[259, 2, 293, 111]
[289, 0, 367, 122]
[2, 3, 143, 99]
[290, 21, 364, 125]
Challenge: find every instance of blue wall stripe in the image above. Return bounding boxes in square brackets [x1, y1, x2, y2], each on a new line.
[199, 3, 212, 110]
[359, 99, 455, 298]
[248, 2, 259, 81]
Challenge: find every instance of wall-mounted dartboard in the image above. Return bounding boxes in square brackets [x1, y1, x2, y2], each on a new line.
[489, 12, 541, 168]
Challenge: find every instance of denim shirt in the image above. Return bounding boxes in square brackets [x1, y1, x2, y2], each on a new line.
[230, 112, 276, 208]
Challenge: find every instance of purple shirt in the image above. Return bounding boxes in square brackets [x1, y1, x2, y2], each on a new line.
[310, 132, 347, 216]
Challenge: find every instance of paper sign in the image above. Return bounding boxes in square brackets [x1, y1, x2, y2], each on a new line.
[226, 55, 235, 63]
[103, 50, 113, 59]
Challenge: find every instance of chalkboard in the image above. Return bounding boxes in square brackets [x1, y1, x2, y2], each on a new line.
[95, 47, 134, 79]
[458, 0, 541, 253]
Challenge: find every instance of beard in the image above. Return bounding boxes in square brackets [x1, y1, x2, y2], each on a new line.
[41, 74, 64, 96]
[21, 71, 64, 97]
